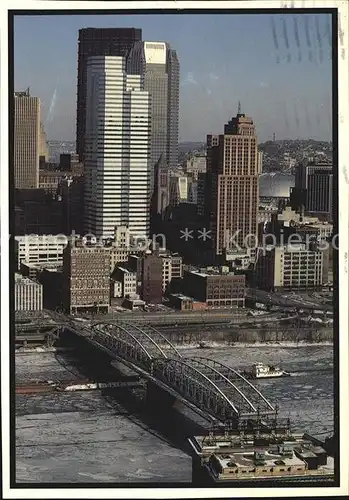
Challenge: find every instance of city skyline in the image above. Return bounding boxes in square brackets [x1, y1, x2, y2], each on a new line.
[14, 13, 332, 144]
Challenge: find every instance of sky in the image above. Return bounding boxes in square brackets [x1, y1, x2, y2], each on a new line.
[14, 12, 332, 143]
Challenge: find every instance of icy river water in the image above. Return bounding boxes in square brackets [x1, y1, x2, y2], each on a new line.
[16, 344, 333, 483]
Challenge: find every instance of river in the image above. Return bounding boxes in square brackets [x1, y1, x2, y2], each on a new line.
[15, 344, 333, 483]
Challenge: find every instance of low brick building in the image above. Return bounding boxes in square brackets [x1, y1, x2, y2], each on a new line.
[168, 293, 207, 311]
[183, 268, 245, 308]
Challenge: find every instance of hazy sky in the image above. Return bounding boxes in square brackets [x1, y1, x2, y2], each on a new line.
[14, 13, 332, 143]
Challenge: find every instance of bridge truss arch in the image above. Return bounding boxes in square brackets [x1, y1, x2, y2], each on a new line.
[190, 357, 276, 417]
[152, 357, 241, 421]
[90, 323, 153, 371]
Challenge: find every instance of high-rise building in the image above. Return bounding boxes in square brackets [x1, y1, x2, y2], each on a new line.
[84, 56, 151, 239]
[293, 161, 333, 219]
[76, 27, 142, 160]
[127, 41, 180, 188]
[14, 89, 40, 189]
[205, 111, 260, 255]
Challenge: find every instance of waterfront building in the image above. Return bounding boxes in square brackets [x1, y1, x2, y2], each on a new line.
[183, 268, 246, 308]
[255, 244, 328, 291]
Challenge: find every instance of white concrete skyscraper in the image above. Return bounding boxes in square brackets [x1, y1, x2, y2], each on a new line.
[84, 56, 152, 239]
[127, 41, 180, 189]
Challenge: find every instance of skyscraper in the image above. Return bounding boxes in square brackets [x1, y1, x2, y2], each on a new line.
[84, 56, 151, 239]
[14, 89, 40, 189]
[76, 27, 142, 160]
[205, 110, 260, 255]
[293, 160, 333, 220]
[127, 41, 180, 188]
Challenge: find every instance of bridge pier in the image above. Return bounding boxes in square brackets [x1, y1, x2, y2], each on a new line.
[145, 381, 177, 414]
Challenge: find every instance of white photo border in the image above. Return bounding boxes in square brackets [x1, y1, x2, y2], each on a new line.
[1, 0, 348, 498]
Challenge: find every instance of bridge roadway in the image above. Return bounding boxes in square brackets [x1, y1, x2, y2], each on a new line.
[50, 312, 278, 429]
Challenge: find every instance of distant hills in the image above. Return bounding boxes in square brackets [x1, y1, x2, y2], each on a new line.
[258, 138, 332, 151]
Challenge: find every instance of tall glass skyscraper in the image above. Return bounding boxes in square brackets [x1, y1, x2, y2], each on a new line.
[76, 28, 142, 161]
[127, 41, 180, 189]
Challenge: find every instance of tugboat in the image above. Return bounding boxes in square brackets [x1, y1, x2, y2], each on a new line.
[198, 341, 209, 349]
[241, 362, 291, 379]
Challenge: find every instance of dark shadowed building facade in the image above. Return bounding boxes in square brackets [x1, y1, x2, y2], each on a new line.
[140, 253, 163, 304]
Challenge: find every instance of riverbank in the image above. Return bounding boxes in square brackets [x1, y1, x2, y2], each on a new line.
[15, 339, 333, 355]
[175, 340, 333, 350]
[162, 326, 333, 345]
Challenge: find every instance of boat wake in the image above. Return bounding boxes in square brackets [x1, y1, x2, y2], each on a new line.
[291, 367, 333, 377]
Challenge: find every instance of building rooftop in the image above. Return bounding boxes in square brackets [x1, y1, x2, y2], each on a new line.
[15, 273, 41, 285]
[214, 448, 305, 469]
[117, 266, 135, 274]
[189, 267, 238, 277]
[189, 431, 334, 482]
[21, 261, 62, 271]
[171, 293, 194, 301]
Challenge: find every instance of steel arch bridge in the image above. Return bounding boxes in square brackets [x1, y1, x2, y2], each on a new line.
[66, 318, 277, 425]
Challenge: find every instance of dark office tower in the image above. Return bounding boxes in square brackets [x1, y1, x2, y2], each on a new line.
[127, 41, 180, 189]
[76, 27, 142, 160]
[294, 160, 333, 220]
